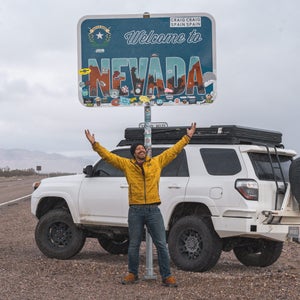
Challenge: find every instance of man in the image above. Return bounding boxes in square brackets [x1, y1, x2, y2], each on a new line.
[85, 123, 196, 287]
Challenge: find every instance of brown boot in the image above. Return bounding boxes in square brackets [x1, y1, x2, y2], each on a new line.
[121, 273, 139, 285]
[162, 275, 178, 287]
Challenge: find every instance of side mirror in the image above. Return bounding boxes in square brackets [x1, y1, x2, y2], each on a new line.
[83, 165, 93, 177]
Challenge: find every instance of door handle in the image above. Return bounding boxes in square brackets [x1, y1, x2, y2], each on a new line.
[120, 184, 129, 188]
[168, 184, 181, 189]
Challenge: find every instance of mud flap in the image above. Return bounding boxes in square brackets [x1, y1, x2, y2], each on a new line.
[288, 226, 300, 242]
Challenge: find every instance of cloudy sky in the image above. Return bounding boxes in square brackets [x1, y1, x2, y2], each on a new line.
[0, 0, 299, 162]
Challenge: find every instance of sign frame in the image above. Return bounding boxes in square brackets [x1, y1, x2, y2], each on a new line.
[77, 12, 216, 107]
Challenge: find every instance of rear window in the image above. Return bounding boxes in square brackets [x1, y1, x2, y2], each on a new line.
[248, 153, 291, 181]
[200, 148, 241, 175]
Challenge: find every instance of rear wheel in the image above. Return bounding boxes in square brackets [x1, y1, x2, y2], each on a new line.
[98, 236, 129, 254]
[35, 209, 86, 259]
[168, 215, 222, 272]
[233, 239, 283, 267]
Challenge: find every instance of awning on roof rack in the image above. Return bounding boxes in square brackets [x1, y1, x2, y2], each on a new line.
[118, 125, 282, 147]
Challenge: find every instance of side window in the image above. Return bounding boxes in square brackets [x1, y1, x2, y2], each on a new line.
[93, 149, 130, 177]
[153, 148, 189, 177]
[200, 148, 241, 175]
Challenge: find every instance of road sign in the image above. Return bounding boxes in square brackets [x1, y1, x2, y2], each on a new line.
[77, 13, 216, 107]
[139, 122, 168, 128]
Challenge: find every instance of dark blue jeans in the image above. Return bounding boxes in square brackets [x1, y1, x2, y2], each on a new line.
[128, 205, 171, 279]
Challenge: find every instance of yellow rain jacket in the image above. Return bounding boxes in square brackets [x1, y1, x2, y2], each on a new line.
[92, 135, 190, 205]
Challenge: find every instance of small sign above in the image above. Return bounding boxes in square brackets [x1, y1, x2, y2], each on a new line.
[77, 13, 216, 107]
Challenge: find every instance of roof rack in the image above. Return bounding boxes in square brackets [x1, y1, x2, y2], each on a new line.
[117, 125, 283, 147]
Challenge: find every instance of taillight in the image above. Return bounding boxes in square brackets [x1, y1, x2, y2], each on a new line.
[235, 179, 258, 200]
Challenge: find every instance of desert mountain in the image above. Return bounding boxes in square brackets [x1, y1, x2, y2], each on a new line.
[0, 148, 95, 174]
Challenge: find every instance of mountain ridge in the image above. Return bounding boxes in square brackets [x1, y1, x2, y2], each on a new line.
[0, 148, 95, 174]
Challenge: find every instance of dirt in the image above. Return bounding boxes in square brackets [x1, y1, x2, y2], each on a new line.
[0, 199, 299, 300]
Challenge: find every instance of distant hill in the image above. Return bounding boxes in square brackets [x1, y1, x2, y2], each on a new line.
[0, 148, 95, 174]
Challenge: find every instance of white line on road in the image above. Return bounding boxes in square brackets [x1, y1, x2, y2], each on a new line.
[0, 194, 32, 207]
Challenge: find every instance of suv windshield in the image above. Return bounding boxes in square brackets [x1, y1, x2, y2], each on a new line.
[248, 152, 292, 181]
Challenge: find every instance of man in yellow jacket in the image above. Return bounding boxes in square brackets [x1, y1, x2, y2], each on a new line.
[85, 123, 196, 287]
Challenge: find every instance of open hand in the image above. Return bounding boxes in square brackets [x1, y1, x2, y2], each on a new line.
[85, 129, 95, 145]
[187, 122, 197, 138]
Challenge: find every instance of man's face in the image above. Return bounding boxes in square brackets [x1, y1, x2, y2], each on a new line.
[134, 145, 146, 160]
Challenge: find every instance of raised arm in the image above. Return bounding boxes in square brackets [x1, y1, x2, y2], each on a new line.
[84, 129, 128, 171]
[157, 122, 197, 168]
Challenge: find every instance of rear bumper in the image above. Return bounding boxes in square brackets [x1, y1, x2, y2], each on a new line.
[212, 216, 300, 242]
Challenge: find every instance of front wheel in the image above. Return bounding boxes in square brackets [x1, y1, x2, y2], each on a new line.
[168, 215, 222, 272]
[35, 209, 86, 259]
[233, 239, 283, 267]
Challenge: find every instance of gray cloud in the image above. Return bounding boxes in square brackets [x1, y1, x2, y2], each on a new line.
[0, 0, 299, 158]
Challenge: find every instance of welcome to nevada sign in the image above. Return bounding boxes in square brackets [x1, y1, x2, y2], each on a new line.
[77, 13, 216, 107]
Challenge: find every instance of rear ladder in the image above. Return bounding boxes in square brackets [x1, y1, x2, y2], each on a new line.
[263, 146, 300, 224]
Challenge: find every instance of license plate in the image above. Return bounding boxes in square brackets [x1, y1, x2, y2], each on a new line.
[288, 226, 300, 238]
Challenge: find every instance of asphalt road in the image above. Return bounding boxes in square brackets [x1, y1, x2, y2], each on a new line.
[0, 176, 42, 205]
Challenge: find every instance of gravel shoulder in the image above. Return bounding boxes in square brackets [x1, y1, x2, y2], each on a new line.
[0, 199, 299, 300]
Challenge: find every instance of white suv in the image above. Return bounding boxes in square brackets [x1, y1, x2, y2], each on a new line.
[31, 125, 300, 272]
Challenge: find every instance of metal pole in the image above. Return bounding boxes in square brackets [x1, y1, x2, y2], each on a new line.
[142, 11, 156, 280]
[143, 101, 156, 279]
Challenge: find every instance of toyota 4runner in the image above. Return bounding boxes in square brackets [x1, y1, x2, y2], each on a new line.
[31, 125, 300, 272]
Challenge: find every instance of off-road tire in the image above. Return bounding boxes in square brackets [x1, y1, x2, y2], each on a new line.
[35, 209, 86, 259]
[168, 215, 222, 272]
[233, 239, 283, 267]
[289, 157, 300, 204]
[98, 236, 129, 254]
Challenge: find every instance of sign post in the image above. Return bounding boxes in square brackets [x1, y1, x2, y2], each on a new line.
[143, 101, 156, 279]
[143, 10, 156, 280]
[78, 12, 216, 279]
